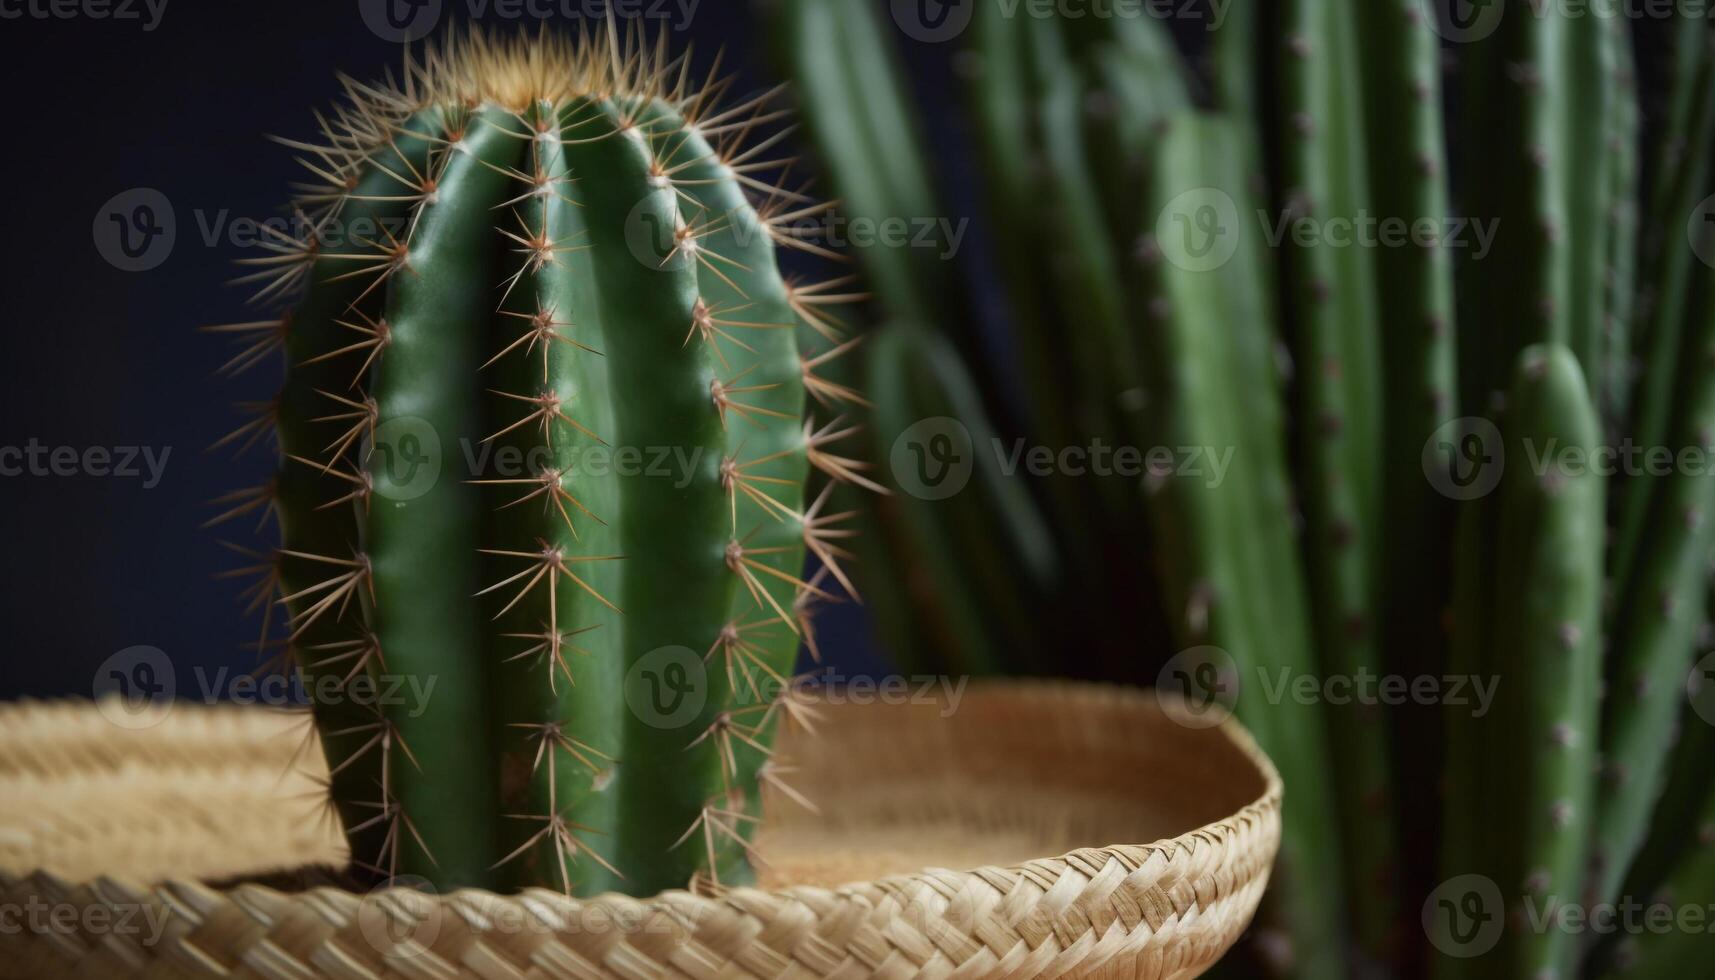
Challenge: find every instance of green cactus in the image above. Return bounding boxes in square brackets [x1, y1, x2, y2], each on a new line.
[1271, 0, 1399, 962]
[212, 28, 866, 895]
[1442, 345, 1607, 980]
[1602, 788, 1715, 979]
[1592, 263, 1715, 909]
[865, 324, 1057, 677]
[1601, 581, 1715, 979]
[1612, 23, 1715, 600]
[1138, 112, 1347, 980]
[758, 1, 1715, 977]
[1612, 572, 1715, 949]
[1357, 0, 1458, 947]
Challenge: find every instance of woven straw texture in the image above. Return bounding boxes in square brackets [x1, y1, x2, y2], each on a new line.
[0, 681, 1280, 980]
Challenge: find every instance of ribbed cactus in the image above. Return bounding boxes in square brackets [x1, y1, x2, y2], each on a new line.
[209, 28, 867, 895]
[761, 1, 1715, 978]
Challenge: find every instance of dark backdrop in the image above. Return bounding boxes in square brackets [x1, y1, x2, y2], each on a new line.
[0, 1, 1678, 700]
[0, 0, 938, 700]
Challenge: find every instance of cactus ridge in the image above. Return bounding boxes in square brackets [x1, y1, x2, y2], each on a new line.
[209, 26, 869, 895]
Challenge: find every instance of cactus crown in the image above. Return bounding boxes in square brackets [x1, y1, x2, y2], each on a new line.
[208, 23, 868, 897]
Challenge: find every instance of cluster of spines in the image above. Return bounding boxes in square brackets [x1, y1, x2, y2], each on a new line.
[202, 25, 874, 895]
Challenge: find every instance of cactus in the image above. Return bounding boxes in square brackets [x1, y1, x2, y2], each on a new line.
[864, 324, 1057, 676]
[1137, 112, 1348, 980]
[1272, 0, 1398, 961]
[209, 28, 867, 895]
[759, 1, 1715, 977]
[1602, 786, 1715, 979]
[1600, 578, 1715, 979]
[1357, 0, 1459, 949]
[1591, 260, 1715, 909]
[1441, 345, 1607, 980]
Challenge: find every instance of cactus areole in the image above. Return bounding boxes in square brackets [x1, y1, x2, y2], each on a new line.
[208, 27, 871, 896]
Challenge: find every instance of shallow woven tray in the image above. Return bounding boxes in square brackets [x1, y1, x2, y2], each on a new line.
[0, 681, 1280, 979]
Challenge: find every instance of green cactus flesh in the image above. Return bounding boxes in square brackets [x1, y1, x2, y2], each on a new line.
[218, 29, 870, 895]
[1275, 0, 1395, 959]
[1592, 255, 1715, 909]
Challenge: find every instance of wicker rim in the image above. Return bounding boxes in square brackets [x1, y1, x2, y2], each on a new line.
[0, 681, 1282, 979]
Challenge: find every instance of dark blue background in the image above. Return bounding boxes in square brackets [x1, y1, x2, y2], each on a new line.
[0, 0, 960, 699]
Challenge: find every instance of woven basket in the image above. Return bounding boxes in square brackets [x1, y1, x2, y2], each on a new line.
[0, 681, 1280, 979]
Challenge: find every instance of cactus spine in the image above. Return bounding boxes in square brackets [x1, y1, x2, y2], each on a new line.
[213, 28, 866, 894]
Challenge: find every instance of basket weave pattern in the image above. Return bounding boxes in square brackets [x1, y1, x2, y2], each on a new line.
[0, 682, 1280, 979]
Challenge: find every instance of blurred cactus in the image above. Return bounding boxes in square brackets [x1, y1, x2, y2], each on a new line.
[767, 1, 1715, 977]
